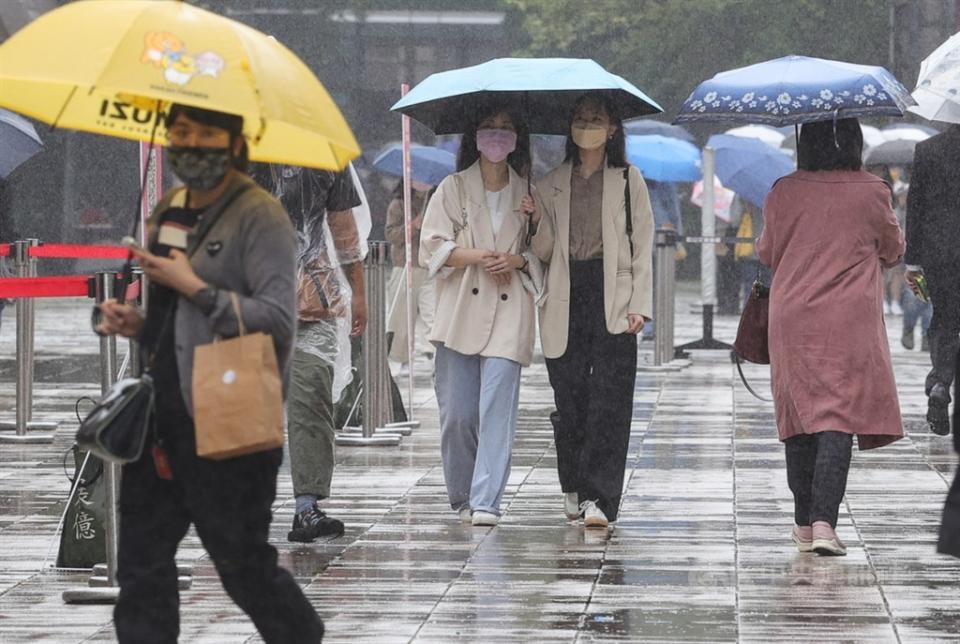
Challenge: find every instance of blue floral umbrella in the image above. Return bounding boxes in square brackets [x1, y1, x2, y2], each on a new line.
[676, 56, 915, 126]
[626, 135, 701, 182]
[708, 134, 794, 208]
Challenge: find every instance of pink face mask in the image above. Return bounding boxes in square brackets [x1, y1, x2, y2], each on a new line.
[476, 128, 517, 163]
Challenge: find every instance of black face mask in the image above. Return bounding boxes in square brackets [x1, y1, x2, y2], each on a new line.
[167, 146, 231, 191]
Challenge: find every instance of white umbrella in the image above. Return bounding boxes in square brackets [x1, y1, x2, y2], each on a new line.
[860, 124, 885, 149]
[725, 124, 785, 148]
[881, 124, 937, 142]
[910, 31, 960, 124]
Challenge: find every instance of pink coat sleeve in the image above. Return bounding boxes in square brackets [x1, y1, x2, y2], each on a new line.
[873, 184, 905, 269]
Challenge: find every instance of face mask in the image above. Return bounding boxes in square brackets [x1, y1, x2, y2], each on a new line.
[571, 126, 609, 150]
[476, 128, 517, 163]
[167, 145, 231, 191]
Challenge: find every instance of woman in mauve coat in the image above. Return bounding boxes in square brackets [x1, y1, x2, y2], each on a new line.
[757, 118, 905, 557]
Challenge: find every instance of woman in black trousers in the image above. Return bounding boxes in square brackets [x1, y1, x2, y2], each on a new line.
[531, 93, 654, 529]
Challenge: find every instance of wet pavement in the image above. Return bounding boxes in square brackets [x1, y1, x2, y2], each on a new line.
[0, 287, 957, 643]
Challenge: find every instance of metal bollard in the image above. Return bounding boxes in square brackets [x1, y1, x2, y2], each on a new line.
[654, 229, 677, 366]
[0, 240, 57, 442]
[63, 272, 190, 604]
[337, 242, 401, 446]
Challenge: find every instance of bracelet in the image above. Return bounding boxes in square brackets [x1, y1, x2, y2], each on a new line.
[519, 256, 529, 271]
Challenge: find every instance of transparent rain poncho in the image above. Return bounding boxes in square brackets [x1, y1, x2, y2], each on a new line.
[266, 163, 370, 400]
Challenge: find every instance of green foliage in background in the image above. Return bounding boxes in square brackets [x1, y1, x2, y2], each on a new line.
[505, 0, 890, 117]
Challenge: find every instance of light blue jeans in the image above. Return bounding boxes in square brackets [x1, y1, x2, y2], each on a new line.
[434, 345, 521, 516]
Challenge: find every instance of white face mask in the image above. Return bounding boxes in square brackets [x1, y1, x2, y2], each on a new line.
[571, 126, 608, 150]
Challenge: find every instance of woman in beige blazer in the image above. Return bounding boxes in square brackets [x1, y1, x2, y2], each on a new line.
[531, 93, 654, 529]
[419, 106, 543, 527]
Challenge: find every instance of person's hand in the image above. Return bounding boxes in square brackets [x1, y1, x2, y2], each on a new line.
[470, 249, 498, 265]
[625, 314, 647, 335]
[491, 271, 512, 287]
[521, 194, 541, 225]
[350, 294, 367, 338]
[131, 247, 205, 296]
[905, 269, 923, 297]
[484, 252, 521, 275]
[675, 243, 688, 262]
[411, 212, 425, 229]
[715, 243, 729, 257]
[97, 300, 145, 338]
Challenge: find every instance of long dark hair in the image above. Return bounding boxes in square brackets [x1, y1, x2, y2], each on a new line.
[564, 93, 628, 169]
[797, 117, 863, 172]
[456, 105, 531, 177]
[165, 103, 249, 172]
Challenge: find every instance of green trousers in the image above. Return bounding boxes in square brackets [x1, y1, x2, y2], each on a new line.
[287, 330, 336, 499]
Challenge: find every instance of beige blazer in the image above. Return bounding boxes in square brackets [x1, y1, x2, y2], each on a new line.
[532, 162, 654, 359]
[419, 161, 541, 366]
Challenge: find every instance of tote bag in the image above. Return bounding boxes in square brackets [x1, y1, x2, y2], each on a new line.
[192, 293, 284, 459]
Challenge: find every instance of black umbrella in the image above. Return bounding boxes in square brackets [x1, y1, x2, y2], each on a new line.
[864, 138, 917, 166]
[622, 119, 694, 142]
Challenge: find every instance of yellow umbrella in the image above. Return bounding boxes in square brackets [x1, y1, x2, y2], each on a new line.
[0, 0, 359, 170]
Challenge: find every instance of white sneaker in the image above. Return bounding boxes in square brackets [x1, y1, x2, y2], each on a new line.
[563, 492, 580, 520]
[891, 301, 904, 316]
[580, 501, 609, 529]
[458, 507, 472, 523]
[471, 511, 499, 527]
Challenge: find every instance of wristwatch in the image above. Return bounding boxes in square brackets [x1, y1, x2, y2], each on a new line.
[189, 285, 219, 315]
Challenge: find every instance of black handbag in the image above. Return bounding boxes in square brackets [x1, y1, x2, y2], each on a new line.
[75, 375, 155, 463]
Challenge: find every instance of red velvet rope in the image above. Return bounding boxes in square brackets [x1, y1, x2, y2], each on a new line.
[29, 244, 129, 259]
[0, 276, 91, 298]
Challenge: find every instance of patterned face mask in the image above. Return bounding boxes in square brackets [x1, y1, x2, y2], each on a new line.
[167, 145, 231, 191]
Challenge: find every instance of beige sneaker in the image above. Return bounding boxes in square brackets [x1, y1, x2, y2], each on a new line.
[458, 507, 472, 523]
[564, 493, 580, 520]
[471, 511, 499, 527]
[581, 501, 609, 529]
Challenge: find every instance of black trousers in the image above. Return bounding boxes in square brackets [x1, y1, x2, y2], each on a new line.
[784, 431, 853, 528]
[114, 398, 323, 644]
[925, 267, 960, 393]
[545, 259, 637, 521]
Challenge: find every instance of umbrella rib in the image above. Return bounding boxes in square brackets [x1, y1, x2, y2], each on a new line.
[49, 85, 78, 132]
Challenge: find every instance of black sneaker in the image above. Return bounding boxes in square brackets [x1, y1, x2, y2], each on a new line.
[287, 505, 345, 543]
[901, 327, 914, 351]
[927, 383, 951, 436]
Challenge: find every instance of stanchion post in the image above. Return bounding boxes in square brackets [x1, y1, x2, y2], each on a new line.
[337, 242, 401, 446]
[0, 240, 56, 442]
[654, 229, 677, 366]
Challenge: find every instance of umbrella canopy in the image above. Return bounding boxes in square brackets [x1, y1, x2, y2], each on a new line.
[691, 177, 736, 222]
[371, 143, 456, 187]
[864, 139, 918, 166]
[626, 135, 700, 182]
[0, 108, 42, 178]
[676, 56, 915, 126]
[391, 57, 662, 135]
[725, 124, 786, 148]
[0, 0, 359, 170]
[910, 31, 960, 124]
[623, 119, 694, 142]
[880, 124, 938, 142]
[707, 134, 795, 209]
[861, 125, 886, 149]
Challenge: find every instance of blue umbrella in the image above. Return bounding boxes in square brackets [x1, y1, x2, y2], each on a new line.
[0, 108, 42, 178]
[371, 143, 456, 187]
[708, 134, 794, 208]
[676, 56, 915, 126]
[626, 135, 701, 182]
[391, 57, 662, 134]
[623, 119, 695, 142]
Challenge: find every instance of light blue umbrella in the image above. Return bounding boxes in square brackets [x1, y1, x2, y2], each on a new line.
[0, 108, 42, 178]
[623, 119, 695, 142]
[676, 56, 915, 126]
[708, 134, 794, 208]
[626, 135, 701, 182]
[391, 57, 662, 134]
[371, 143, 456, 187]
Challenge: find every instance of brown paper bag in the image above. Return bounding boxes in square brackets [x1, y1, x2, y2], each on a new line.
[192, 293, 284, 460]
